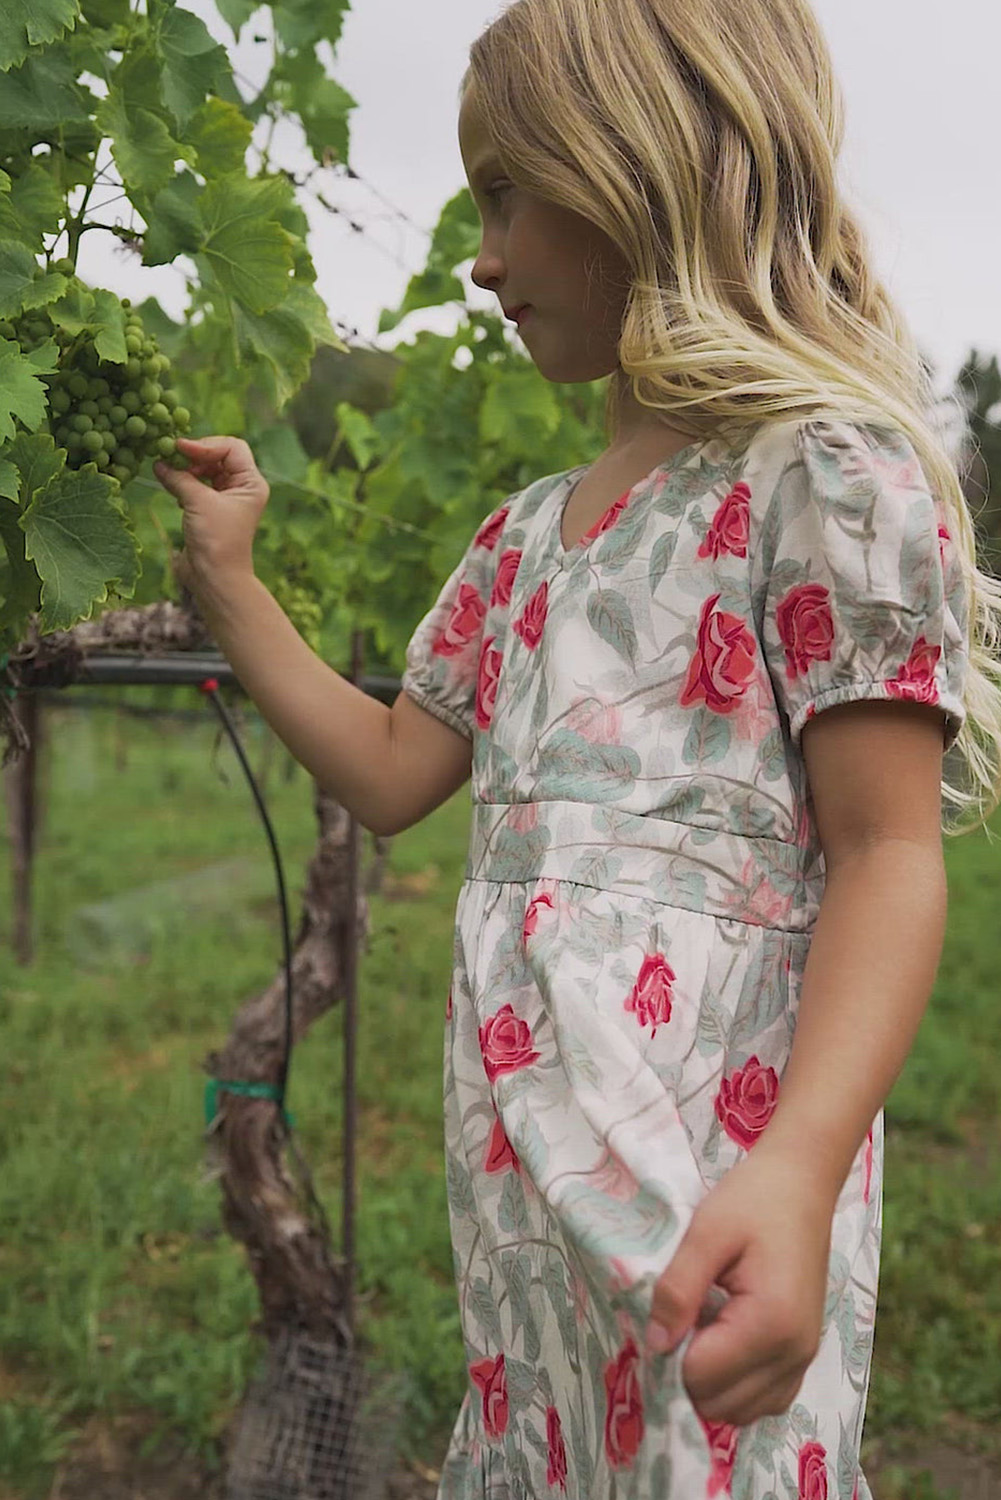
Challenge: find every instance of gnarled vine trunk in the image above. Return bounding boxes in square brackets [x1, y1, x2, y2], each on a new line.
[2, 600, 378, 1337]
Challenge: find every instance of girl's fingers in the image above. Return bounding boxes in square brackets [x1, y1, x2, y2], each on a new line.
[687, 1361, 804, 1428]
[153, 460, 212, 506]
[681, 1290, 790, 1401]
[174, 434, 257, 481]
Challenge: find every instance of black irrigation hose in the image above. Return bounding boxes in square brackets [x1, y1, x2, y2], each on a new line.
[198, 675, 295, 1120]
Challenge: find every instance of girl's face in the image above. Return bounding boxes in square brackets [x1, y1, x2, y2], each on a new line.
[459, 89, 631, 386]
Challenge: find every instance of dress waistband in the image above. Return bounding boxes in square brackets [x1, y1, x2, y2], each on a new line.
[465, 800, 824, 933]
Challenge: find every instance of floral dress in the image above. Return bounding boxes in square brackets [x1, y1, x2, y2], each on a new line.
[400, 418, 969, 1500]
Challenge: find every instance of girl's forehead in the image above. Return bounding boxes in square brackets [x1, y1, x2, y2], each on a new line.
[459, 97, 502, 176]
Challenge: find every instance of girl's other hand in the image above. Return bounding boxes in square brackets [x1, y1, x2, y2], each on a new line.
[648, 1148, 835, 1427]
[154, 435, 270, 597]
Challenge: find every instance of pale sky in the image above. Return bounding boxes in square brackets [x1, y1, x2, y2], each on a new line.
[80, 0, 1000, 400]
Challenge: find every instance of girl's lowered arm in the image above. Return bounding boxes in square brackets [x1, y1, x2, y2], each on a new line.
[754, 698, 950, 1201]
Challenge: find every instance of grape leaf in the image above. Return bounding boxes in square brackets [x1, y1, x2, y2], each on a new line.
[0, 459, 19, 501]
[0, 237, 68, 317]
[0, 240, 41, 317]
[19, 271, 69, 312]
[284, 280, 342, 350]
[90, 288, 127, 364]
[275, 49, 355, 167]
[22, 461, 140, 631]
[272, 0, 350, 51]
[47, 282, 96, 336]
[0, 163, 65, 251]
[0, 0, 81, 73]
[0, 433, 62, 631]
[82, 0, 130, 23]
[154, 5, 230, 129]
[0, 49, 91, 130]
[379, 189, 480, 332]
[198, 176, 295, 314]
[335, 404, 381, 472]
[6, 433, 65, 505]
[97, 49, 185, 195]
[46, 282, 127, 362]
[260, 169, 310, 247]
[186, 97, 252, 178]
[233, 299, 316, 407]
[143, 171, 203, 265]
[215, 0, 259, 38]
[480, 367, 561, 452]
[98, 88, 180, 195]
[0, 338, 57, 442]
[232, 280, 342, 410]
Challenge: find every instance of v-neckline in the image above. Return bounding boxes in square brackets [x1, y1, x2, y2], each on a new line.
[555, 439, 710, 560]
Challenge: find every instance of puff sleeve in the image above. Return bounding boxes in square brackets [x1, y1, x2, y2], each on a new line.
[400, 501, 512, 740]
[752, 419, 969, 754]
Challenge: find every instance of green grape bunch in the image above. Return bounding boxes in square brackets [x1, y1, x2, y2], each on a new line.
[272, 576, 324, 654]
[1, 269, 191, 490]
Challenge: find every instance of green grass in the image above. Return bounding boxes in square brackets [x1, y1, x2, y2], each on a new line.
[0, 689, 999, 1498]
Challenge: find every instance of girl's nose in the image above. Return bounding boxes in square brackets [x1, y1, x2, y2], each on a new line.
[472, 249, 506, 294]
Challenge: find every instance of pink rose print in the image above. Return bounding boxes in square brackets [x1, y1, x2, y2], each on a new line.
[798, 1440, 829, 1500]
[484, 1111, 520, 1175]
[474, 505, 510, 551]
[507, 802, 540, 833]
[938, 523, 950, 570]
[478, 1004, 541, 1083]
[546, 1406, 568, 1491]
[698, 1414, 739, 1497]
[775, 583, 835, 680]
[446, 985, 453, 1022]
[433, 582, 487, 659]
[886, 636, 942, 708]
[583, 491, 631, 544]
[714, 1055, 780, 1149]
[524, 889, 555, 941]
[475, 637, 503, 731]
[603, 1336, 644, 1470]
[862, 1125, 873, 1204]
[679, 593, 758, 714]
[698, 482, 751, 561]
[851, 1477, 860, 1500]
[490, 548, 523, 608]
[724, 856, 791, 927]
[565, 697, 624, 744]
[589, 1148, 641, 1203]
[470, 1353, 509, 1439]
[624, 952, 676, 1036]
[513, 581, 549, 651]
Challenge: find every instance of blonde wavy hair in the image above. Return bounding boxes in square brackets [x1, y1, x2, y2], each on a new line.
[462, 0, 1001, 838]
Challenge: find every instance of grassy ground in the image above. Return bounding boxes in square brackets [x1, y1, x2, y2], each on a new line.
[0, 691, 999, 1499]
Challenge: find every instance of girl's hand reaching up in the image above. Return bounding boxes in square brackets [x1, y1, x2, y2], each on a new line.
[648, 1148, 835, 1427]
[154, 435, 270, 599]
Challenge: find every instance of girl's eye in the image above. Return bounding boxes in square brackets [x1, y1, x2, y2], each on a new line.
[486, 182, 512, 205]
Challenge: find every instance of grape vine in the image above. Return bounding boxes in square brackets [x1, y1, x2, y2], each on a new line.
[0, 0, 353, 654]
[0, 0, 610, 698]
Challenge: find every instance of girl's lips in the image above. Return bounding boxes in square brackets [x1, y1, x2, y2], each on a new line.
[515, 307, 532, 326]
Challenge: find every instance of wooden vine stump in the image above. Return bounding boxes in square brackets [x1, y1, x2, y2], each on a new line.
[1, 599, 377, 1345]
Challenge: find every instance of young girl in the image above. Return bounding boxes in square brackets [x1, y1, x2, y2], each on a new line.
[157, 1, 1001, 1496]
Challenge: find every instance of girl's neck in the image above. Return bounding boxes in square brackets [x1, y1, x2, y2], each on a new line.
[610, 374, 700, 462]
